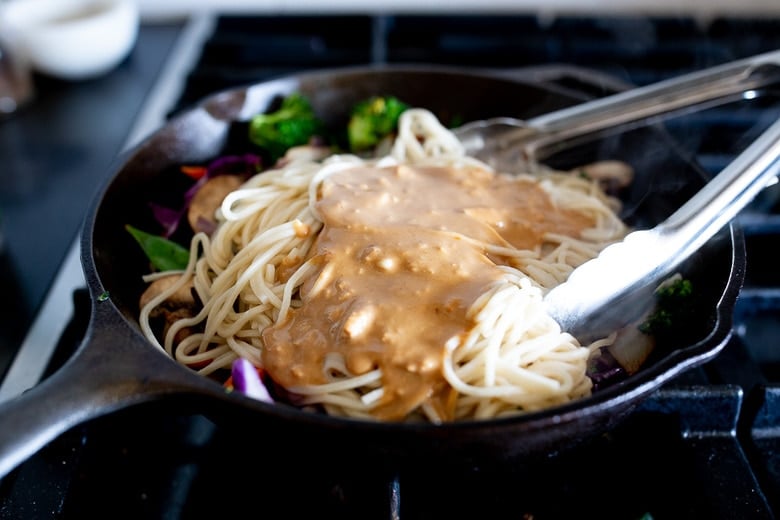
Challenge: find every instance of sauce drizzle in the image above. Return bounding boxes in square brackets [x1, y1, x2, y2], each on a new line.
[262, 164, 593, 420]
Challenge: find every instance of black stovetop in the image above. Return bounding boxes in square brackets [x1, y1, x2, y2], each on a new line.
[2, 13, 780, 519]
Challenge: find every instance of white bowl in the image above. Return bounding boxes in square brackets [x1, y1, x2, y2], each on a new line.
[0, 0, 139, 80]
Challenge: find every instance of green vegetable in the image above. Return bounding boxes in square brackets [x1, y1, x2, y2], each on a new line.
[248, 93, 323, 161]
[347, 96, 409, 152]
[126, 224, 190, 271]
[639, 278, 693, 335]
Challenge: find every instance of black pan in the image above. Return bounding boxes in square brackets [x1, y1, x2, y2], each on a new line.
[0, 65, 744, 478]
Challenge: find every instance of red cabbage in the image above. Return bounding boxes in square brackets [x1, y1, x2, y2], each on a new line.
[231, 358, 274, 403]
[149, 154, 262, 237]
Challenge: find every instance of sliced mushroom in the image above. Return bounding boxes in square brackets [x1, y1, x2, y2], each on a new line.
[573, 160, 634, 192]
[187, 175, 245, 235]
[140, 274, 199, 343]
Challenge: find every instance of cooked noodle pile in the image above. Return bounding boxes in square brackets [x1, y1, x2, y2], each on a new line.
[139, 108, 628, 423]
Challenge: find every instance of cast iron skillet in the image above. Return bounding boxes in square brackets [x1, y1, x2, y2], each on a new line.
[0, 65, 744, 478]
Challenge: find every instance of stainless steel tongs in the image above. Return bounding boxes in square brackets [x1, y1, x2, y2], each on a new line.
[543, 115, 780, 340]
[454, 49, 780, 172]
[475, 50, 780, 341]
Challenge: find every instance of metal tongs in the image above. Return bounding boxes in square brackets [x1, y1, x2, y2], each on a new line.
[454, 49, 780, 171]
[545, 116, 780, 341]
[453, 50, 780, 340]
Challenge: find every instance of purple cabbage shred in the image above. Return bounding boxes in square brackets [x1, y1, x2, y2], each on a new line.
[150, 154, 262, 237]
[231, 358, 274, 403]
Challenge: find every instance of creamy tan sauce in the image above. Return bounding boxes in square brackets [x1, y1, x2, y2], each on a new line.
[262, 164, 593, 421]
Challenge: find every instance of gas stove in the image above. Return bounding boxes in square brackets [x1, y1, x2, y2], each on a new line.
[1, 12, 780, 519]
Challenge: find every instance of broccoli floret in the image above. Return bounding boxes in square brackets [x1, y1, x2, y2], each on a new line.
[248, 93, 323, 161]
[639, 278, 694, 335]
[347, 96, 409, 152]
[657, 277, 693, 299]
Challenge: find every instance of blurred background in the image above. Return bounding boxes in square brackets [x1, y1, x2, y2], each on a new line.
[133, 0, 780, 18]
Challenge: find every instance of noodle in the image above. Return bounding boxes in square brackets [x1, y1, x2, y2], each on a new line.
[139, 108, 628, 423]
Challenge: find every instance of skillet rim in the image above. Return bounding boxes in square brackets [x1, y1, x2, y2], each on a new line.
[80, 63, 746, 438]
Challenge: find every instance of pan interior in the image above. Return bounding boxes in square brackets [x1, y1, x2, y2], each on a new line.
[85, 66, 741, 428]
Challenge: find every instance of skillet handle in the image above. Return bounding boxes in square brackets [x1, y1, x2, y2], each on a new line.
[0, 299, 218, 480]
